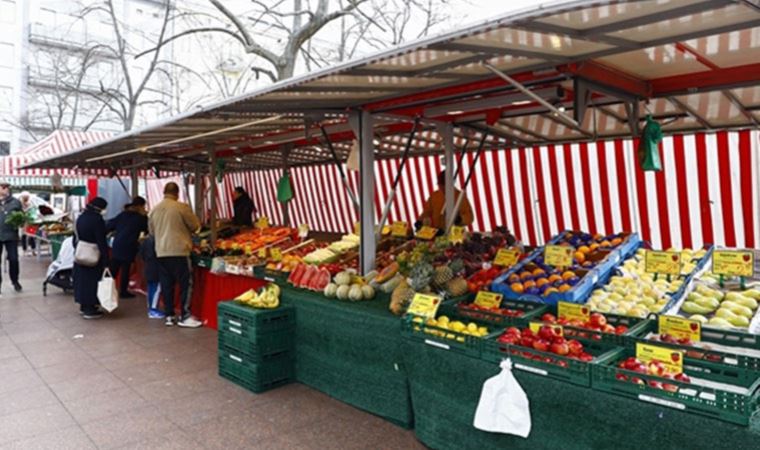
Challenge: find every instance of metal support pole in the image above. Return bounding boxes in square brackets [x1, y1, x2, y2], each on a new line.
[446, 132, 488, 232]
[209, 152, 218, 246]
[452, 136, 470, 179]
[193, 164, 203, 219]
[376, 117, 420, 235]
[357, 110, 375, 275]
[281, 145, 291, 226]
[130, 168, 138, 198]
[319, 125, 360, 210]
[437, 123, 456, 227]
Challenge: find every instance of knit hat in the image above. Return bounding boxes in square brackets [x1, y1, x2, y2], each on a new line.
[88, 197, 108, 211]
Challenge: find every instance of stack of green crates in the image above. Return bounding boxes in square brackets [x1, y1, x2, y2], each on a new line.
[217, 301, 295, 393]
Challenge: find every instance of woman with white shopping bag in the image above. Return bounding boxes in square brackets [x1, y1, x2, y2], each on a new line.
[73, 197, 112, 319]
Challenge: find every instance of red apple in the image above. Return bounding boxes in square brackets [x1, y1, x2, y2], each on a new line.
[567, 340, 584, 355]
[677, 337, 692, 345]
[662, 383, 678, 393]
[631, 377, 645, 385]
[551, 342, 570, 356]
[533, 339, 550, 352]
[674, 373, 691, 383]
[589, 312, 607, 328]
[505, 327, 521, 336]
[615, 373, 629, 382]
[552, 336, 566, 345]
[615, 325, 628, 335]
[520, 336, 535, 348]
[602, 324, 616, 334]
[648, 380, 662, 389]
[543, 356, 554, 364]
[541, 313, 557, 323]
[557, 360, 568, 368]
[579, 352, 593, 362]
[538, 325, 558, 341]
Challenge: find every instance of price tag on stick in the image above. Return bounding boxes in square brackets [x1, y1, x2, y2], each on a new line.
[415, 226, 438, 240]
[557, 301, 590, 323]
[270, 247, 283, 262]
[636, 342, 684, 375]
[407, 293, 442, 319]
[449, 226, 465, 244]
[493, 248, 520, 267]
[545, 245, 574, 268]
[391, 221, 408, 238]
[474, 291, 503, 309]
[658, 315, 701, 342]
[712, 250, 754, 278]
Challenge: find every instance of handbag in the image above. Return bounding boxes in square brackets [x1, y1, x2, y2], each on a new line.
[73, 227, 100, 267]
[97, 268, 119, 312]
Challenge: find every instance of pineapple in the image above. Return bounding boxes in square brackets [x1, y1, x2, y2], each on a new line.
[390, 280, 415, 315]
[432, 266, 454, 289]
[447, 277, 469, 297]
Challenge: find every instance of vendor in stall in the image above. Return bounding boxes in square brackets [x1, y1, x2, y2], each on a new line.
[415, 170, 474, 231]
[232, 186, 256, 227]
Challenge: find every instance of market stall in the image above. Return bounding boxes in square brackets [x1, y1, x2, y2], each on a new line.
[24, 0, 760, 448]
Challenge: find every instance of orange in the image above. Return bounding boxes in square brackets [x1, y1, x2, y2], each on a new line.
[511, 282, 524, 294]
[593, 233, 604, 241]
[544, 287, 559, 296]
[532, 268, 546, 277]
[611, 237, 622, 246]
[578, 245, 590, 254]
[600, 240, 611, 248]
[536, 278, 550, 288]
[562, 271, 576, 280]
[520, 271, 533, 281]
[574, 251, 586, 263]
[523, 280, 536, 289]
[548, 274, 562, 283]
[508, 274, 520, 283]
[558, 284, 572, 293]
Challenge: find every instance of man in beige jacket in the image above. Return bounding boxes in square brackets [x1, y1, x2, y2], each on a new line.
[149, 182, 202, 327]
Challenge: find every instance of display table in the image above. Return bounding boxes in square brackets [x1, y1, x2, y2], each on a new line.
[279, 285, 414, 428]
[403, 340, 760, 450]
[192, 268, 267, 329]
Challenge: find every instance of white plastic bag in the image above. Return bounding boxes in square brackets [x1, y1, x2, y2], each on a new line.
[473, 359, 531, 438]
[97, 268, 119, 313]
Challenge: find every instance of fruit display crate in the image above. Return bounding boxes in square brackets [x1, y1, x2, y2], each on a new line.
[538, 307, 652, 347]
[441, 298, 549, 326]
[218, 301, 295, 336]
[482, 337, 618, 387]
[218, 328, 295, 362]
[401, 315, 502, 358]
[218, 345, 294, 393]
[592, 348, 760, 426]
[629, 320, 760, 372]
[657, 245, 716, 314]
[490, 231, 641, 306]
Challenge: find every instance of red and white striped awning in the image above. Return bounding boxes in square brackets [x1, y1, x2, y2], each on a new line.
[1, 130, 112, 177]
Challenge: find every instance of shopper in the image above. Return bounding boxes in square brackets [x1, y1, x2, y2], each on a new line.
[0, 181, 23, 293]
[232, 186, 256, 227]
[138, 235, 164, 319]
[106, 196, 149, 298]
[19, 192, 37, 256]
[73, 197, 109, 319]
[415, 170, 474, 231]
[149, 182, 202, 328]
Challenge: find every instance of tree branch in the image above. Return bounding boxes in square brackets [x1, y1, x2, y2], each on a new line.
[134, 27, 248, 59]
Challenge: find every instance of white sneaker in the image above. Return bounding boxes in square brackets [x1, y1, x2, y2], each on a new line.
[177, 316, 202, 328]
[165, 316, 175, 327]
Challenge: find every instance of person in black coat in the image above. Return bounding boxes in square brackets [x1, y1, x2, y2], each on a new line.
[107, 196, 149, 298]
[232, 187, 256, 227]
[0, 181, 23, 293]
[74, 197, 110, 319]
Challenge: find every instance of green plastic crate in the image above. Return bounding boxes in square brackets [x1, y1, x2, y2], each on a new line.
[218, 328, 295, 362]
[442, 298, 549, 327]
[482, 333, 618, 387]
[218, 301, 295, 335]
[592, 348, 760, 426]
[218, 346, 294, 393]
[629, 320, 760, 372]
[401, 314, 502, 358]
[536, 309, 651, 347]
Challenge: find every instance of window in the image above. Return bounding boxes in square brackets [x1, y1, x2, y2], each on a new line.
[0, 141, 9, 156]
[0, 1, 15, 24]
[0, 86, 12, 112]
[0, 44, 13, 67]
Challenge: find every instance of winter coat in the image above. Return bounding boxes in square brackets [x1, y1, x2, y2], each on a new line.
[107, 210, 148, 262]
[233, 194, 256, 227]
[148, 195, 200, 258]
[0, 196, 22, 241]
[73, 208, 109, 307]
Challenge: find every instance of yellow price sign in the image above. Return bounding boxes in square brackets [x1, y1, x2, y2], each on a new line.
[298, 223, 310, 238]
[354, 222, 361, 235]
[529, 322, 563, 336]
[712, 250, 754, 277]
[416, 226, 439, 240]
[391, 221, 409, 238]
[270, 247, 283, 262]
[636, 342, 683, 375]
[645, 250, 681, 275]
[474, 291, 503, 309]
[494, 248, 520, 267]
[255, 216, 269, 229]
[257, 247, 267, 258]
[545, 245, 574, 268]
[557, 301, 590, 323]
[406, 293, 442, 319]
[449, 225, 465, 244]
[658, 315, 701, 342]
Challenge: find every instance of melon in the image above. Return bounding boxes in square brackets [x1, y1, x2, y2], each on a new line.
[348, 284, 364, 301]
[324, 283, 338, 298]
[336, 285, 350, 300]
[361, 285, 375, 300]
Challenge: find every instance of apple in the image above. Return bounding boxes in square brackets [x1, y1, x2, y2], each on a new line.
[662, 383, 678, 393]
[505, 327, 522, 336]
[538, 325, 557, 341]
[615, 373, 629, 382]
[602, 324, 616, 334]
[567, 340, 584, 355]
[648, 380, 662, 389]
[551, 342, 570, 356]
[589, 313, 607, 328]
[631, 377, 645, 385]
[557, 360, 568, 368]
[520, 336, 535, 348]
[578, 352, 593, 362]
[677, 337, 692, 345]
[647, 361, 666, 377]
[541, 313, 557, 323]
[615, 325, 628, 335]
[552, 336, 566, 345]
[674, 373, 691, 383]
[533, 339, 550, 352]
[543, 356, 554, 364]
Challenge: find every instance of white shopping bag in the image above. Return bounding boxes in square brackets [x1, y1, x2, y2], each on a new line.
[97, 268, 119, 313]
[473, 359, 531, 438]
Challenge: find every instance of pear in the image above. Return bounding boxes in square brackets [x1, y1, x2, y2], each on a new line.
[715, 308, 738, 320]
[688, 314, 708, 324]
[720, 302, 753, 318]
[706, 317, 732, 329]
[728, 315, 750, 328]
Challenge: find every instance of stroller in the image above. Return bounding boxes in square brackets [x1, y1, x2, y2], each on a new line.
[43, 236, 75, 296]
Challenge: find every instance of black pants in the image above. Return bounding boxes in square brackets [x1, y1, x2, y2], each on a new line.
[109, 258, 132, 295]
[21, 235, 36, 251]
[158, 256, 191, 320]
[0, 240, 19, 286]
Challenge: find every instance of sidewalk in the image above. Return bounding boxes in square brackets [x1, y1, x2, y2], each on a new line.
[0, 255, 423, 449]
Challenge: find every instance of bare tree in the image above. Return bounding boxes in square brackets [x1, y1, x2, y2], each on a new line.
[138, 0, 455, 82]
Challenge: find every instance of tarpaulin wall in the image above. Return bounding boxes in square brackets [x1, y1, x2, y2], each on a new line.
[148, 129, 760, 249]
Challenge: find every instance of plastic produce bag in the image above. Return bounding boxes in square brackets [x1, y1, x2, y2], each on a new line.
[473, 359, 531, 438]
[277, 172, 293, 203]
[637, 115, 663, 172]
[97, 268, 119, 313]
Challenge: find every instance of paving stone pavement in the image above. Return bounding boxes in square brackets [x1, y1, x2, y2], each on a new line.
[0, 253, 426, 449]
